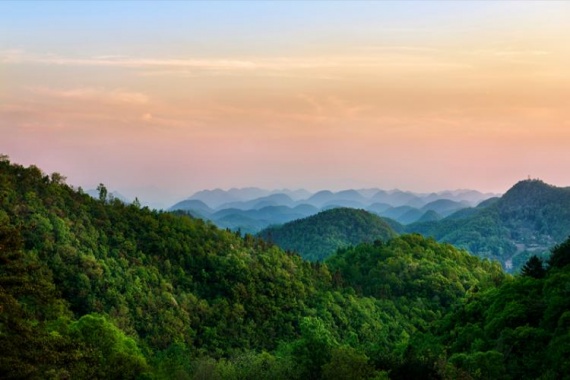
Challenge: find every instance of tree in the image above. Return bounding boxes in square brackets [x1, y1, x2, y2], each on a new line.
[69, 314, 149, 378]
[50, 172, 67, 185]
[321, 346, 375, 380]
[291, 317, 338, 380]
[521, 255, 545, 279]
[97, 183, 108, 202]
[0, 225, 74, 378]
[548, 237, 570, 269]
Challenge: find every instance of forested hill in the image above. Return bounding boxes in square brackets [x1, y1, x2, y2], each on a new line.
[407, 179, 570, 272]
[258, 208, 397, 261]
[0, 156, 524, 379]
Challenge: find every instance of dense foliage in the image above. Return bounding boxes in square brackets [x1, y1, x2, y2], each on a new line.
[408, 179, 570, 272]
[425, 248, 570, 379]
[2, 157, 569, 379]
[258, 208, 397, 261]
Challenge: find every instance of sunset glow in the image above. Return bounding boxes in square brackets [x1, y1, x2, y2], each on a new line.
[2, 1, 570, 206]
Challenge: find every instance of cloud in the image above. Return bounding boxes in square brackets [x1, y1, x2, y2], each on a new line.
[1, 49, 444, 72]
[468, 48, 551, 57]
[28, 86, 149, 105]
[1, 50, 259, 70]
[353, 45, 442, 53]
[0, 49, 27, 63]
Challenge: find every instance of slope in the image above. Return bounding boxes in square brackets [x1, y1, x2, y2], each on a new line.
[258, 208, 397, 261]
[408, 179, 570, 272]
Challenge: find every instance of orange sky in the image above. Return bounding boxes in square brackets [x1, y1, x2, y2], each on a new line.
[1, 1, 569, 206]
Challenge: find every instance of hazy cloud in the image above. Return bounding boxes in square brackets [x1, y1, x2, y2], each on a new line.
[27, 86, 149, 105]
[1, 50, 258, 70]
[1, 49, 469, 74]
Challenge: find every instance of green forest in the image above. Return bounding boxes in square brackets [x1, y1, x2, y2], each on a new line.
[258, 208, 397, 261]
[1, 156, 570, 379]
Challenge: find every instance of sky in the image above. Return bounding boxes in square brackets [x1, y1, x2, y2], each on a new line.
[1, 1, 570, 207]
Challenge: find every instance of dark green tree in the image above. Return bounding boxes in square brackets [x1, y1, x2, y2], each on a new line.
[0, 225, 76, 378]
[548, 237, 570, 269]
[321, 346, 377, 380]
[291, 317, 338, 380]
[97, 183, 108, 202]
[69, 313, 149, 378]
[521, 255, 546, 278]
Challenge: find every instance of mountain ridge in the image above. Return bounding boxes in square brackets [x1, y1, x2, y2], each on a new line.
[407, 179, 570, 271]
[172, 187, 499, 232]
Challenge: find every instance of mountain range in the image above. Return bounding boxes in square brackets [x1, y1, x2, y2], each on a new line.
[170, 187, 497, 234]
[254, 179, 570, 273]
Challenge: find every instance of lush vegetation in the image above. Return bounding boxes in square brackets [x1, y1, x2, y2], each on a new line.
[408, 179, 570, 272]
[425, 246, 570, 379]
[2, 156, 570, 379]
[258, 208, 397, 261]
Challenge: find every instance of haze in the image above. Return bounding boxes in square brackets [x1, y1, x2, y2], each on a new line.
[2, 1, 569, 207]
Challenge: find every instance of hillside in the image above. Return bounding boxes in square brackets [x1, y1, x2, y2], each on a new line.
[258, 208, 397, 261]
[429, 244, 570, 380]
[408, 179, 570, 272]
[1, 156, 517, 379]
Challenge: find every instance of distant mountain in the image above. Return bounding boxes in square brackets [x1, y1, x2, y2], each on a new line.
[356, 188, 382, 198]
[169, 201, 320, 235]
[258, 208, 397, 261]
[407, 179, 570, 272]
[169, 199, 213, 216]
[366, 202, 393, 214]
[213, 213, 268, 235]
[279, 188, 313, 201]
[172, 187, 497, 232]
[420, 199, 470, 217]
[217, 193, 296, 210]
[334, 189, 368, 203]
[372, 190, 425, 208]
[212, 205, 318, 234]
[397, 208, 425, 225]
[188, 188, 311, 208]
[225, 187, 273, 201]
[188, 188, 242, 208]
[416, 209, 442, 223]
[322, 199, 367, 210]
[363, 199, 472, 225]
[380, 205, 418, 222]
[305, 190, 335, 208]
[424, 190, 485, 205]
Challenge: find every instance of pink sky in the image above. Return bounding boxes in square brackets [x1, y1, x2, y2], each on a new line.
[1, 1, 570, 206]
